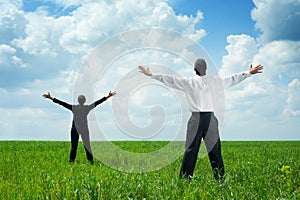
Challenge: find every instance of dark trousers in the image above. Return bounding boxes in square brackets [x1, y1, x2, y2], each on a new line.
[179, 112, 225, 180]
[69, 126, 93, 163]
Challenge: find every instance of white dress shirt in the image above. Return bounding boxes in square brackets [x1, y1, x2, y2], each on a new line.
[151, 72, 251, 112]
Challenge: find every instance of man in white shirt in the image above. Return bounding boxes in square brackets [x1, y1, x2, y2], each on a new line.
[138, 58, 263, 181]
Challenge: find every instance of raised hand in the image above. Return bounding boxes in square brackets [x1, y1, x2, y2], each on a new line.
[138, 66, 152, 76]
[42, 92, 54, 100]
[249, 64, 263, 75]
[107, 91, 117, 98]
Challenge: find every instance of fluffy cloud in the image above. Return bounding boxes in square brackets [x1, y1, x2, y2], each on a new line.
[220, 36, 300, 139]
[219, 0, 300, 140]
[0, 106, 73, 140]
[0, 44, 16, 66]
[0, 0, 206, 140]
[253, 40, 300, 83]
[0, 0, 205, 90]
[43, 0, 99, 8]
[0, 10, 27, 44]
[59, 1, 205, 54]
[219, 34, 258, 75]
[0, 68, 79, 140]
[1, 0, 299, 141]
[285, 79, 300, 116]
[0, 0, 22, 13]
[251, 0, 300, 43]
[0, 2, 78, 88]
[12, 13, 55, 56]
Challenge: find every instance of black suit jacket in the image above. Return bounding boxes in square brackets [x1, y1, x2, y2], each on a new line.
[53, 97, 107, 133]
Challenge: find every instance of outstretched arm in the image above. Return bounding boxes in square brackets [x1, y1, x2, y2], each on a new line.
[138, 66, 188, 91]
[222, 64, 263, 88]
[42, 92, 72, 110]
[92, 90, 117, 108]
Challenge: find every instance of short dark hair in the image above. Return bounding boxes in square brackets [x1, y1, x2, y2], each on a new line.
[194, 58, 207, 76]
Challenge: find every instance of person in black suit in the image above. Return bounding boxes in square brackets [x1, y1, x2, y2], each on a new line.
[43, 91, 116, 164]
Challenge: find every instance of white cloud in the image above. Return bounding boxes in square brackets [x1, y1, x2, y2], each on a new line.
[10, 11, 69, 57]
[0, 0, 22, 14]
[58, 0, 205, 54]
[1, 0, 298, 141]
[0, 44, 16, 66]
[0, 0, 206, 140]
[221, 38, 299, 113]
[10, 55, 28, 68]
[251, 0, 300, 43]
[0, 6, 27, 43]
[219, 34, 258, 76]
[0, 107, 71, 140]
[219, 1, 300, 140]
[253, 40, 300, 81]
[285, 79, 300, 116]
[44, 0, 95, 8]
[0, 67, 82, 140]
[1, 0, 205, 89]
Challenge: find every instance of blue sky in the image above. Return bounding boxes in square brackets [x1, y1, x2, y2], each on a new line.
[0, 0, 299, 141]
[170, 0, 259, 67]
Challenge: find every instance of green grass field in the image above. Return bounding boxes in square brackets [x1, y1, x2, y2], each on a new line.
[0, 141, 299, 199]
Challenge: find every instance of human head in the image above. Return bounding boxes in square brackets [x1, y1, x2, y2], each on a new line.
[78, 95, 86, 105]
[194, 58, 207, 76]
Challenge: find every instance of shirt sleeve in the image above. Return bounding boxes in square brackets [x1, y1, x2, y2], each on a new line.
[221, 71, 251, 89]
[53, 98, 72, 111]
[93, 97, 107, 107]
[88, 97, 107, 111]
[151, 74, 188, 91]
